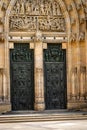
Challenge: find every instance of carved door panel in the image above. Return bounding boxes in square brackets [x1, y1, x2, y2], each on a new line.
[44, 44, 67, 109]
[10, 43, 34, 110]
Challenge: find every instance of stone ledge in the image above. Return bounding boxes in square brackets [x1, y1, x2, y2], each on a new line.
[68, 102, 87, 110]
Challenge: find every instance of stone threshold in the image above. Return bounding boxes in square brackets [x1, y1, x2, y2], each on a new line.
[0, 110, 87, 123]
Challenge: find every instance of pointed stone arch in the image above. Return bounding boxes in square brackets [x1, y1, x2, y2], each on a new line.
[3, 0, 71, 112]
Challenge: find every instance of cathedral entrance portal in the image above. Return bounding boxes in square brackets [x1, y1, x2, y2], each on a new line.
[10, 43, 34, 111]
[44, 44, 67, 109]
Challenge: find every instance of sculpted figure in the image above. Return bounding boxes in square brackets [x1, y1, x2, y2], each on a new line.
[40, 4, 45, 15]
[56, 3, 61, 15]
[47, 1, 52, 15]
[20, 2, 25, 14]
[39, 19, 45, 30]
[52, 1, 56, 15]
[16, 1, 20, 14]
[70, 33, 76, 42]
[25, 1, 32, 14]
[79, 32, 85, 41]
[32, 2, 39, 15]
[44, 2, 48, 15]
[34, 30, 42, 42]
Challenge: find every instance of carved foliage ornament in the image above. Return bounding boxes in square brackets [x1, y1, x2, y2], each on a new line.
[9, 0, 66, 32]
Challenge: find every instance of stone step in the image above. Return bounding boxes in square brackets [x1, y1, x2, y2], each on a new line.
[0, 112, 87, 123]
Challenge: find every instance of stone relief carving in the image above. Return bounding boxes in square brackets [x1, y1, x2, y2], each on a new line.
[1, 2, 7, 11]
[70, 18, 76, 25]
[80, 17, 85, 24]
[38, 17, 65, 31]
[70, 32, 76, 42]
[9, 16, 65, 32]
[76, 3, 82, 11]
[34, 30, 42, 42]
[9, 0, 65, 32]
[0, 33, 5, 42]
[0, 17, 4, 24]
[10, 16, 37, 31]
[79, 32, 85, 41]
[67, 4, 73, 12]
[82, 0, 87, 19]
[11, 0, 62, 16]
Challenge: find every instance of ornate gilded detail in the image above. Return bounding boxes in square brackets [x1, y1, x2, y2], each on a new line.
[9, 0, 65, 32]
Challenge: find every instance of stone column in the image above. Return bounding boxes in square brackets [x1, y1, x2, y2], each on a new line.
[76, 42, 80, 100]
[0, 69, 3, 102]
[86, 20, 87, 100]
[71, 67, 77, 100]
[34, 41, 45, 111]
[67, 43, 72, 101]
[80, 67, 86, 100]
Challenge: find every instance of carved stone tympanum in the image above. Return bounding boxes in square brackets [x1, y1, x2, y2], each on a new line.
[9, 0, 65, 32]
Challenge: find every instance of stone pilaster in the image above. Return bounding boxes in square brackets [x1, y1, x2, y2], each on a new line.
[86, 21, 87, 100]
[0, 69, 3, 102]
[71, 67, 77, 100]
[34, 41, 45, 111]
[67, 43, 72, 102]
[76, 42, 80, 100]
[80, 66, 86, 100]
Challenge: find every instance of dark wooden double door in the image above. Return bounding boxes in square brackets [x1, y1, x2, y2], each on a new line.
[10, 43, 67, 111]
